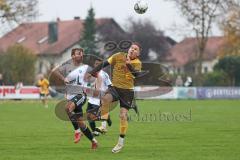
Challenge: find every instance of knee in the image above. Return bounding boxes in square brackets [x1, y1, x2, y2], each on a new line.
[101, 96, 109, 104]
[65, 105, 69, 113]
[87, 113, 95, 121]
[119, 112, 127, 121]
[78, 121, 85, 128]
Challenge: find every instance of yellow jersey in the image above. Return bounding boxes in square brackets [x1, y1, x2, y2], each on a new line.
[38, 78, 49, 94]
[107, 52, 142, 89]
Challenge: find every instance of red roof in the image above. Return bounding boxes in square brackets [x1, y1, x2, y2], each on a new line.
[0, 18, 117, 55]
[167, 36, 225, 67]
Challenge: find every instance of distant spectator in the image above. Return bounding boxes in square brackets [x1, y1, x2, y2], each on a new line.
[15, 82, 23, 90]
[184, 76, 193, 87]
[0, 74, 4, 86]
[175, 75, 183, 86]
[37, 74, 50, 108]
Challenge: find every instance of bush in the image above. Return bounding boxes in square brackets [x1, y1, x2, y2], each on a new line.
[0, 45, 37, 85]
[203, 71, 230, 86]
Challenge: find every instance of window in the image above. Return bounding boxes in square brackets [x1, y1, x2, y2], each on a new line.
[204, 66, 208, 73]
[17, 36, 26, 43]
[37, 36, 48, 44]
[177, 68, 181, 74]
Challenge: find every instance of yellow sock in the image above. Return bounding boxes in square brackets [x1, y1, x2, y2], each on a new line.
[120, 119, 128, 135]
[101, 112, 109, 120]
[100, 103, 109, 120]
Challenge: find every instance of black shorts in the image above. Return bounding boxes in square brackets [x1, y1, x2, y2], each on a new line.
[40, 93, 49, 97]
[70, 94, 87, 115]
[86, 102, 100, 116]
[106, 86, 134, 110]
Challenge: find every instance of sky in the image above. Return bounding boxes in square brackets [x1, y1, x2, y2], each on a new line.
[3, 0, 223, 42]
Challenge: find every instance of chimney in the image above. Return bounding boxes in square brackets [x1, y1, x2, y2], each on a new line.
[48, 21, 58, 44]
[74, 16, 80, 20]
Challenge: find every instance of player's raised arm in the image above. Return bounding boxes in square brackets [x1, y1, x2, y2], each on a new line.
[88, 61, 110, 77]
[126, 60, 142, 77]
[52, 66, 69, 84]
[87, 54, 116, 78]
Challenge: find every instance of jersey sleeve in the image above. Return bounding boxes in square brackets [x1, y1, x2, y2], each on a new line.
[86, 65, 92, 73]
[103, 72, 112, 86]
[44, 79, 49, 86]
[107, 54, 117, 65]
[37, 80, 41, 86]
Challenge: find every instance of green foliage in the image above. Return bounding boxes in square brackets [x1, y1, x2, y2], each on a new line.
[0, 44, 37, 85]
[80, 7, 98, 56]
[214, 55, 240, 86]
[203, 71, 230, 86]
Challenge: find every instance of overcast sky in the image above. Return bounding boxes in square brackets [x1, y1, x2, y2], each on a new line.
[18, 0, 224, 41]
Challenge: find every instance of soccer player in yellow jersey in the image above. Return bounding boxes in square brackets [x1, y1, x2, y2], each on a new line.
[37, 75, 50, 108]
[88, 42, 142, 153]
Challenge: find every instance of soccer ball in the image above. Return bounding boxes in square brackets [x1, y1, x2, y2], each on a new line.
[134, 0, 148, 14]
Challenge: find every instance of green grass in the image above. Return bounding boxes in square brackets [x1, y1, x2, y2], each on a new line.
[0, 100, 240, 160]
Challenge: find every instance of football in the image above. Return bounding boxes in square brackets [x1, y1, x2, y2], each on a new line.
[134, 0, 148, 14]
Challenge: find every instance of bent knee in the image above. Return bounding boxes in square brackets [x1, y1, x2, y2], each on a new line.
[119, 112, 127, 121]
[101, 96, 112, 104]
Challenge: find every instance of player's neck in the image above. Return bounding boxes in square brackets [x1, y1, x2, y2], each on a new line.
[73, 60, 82, 66]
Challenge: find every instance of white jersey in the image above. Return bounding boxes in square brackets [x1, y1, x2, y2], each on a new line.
[88, 70, 112, 105]
[66, 64, 89, 100]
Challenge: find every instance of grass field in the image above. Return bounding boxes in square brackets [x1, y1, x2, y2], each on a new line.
[0, 99, 240, 160]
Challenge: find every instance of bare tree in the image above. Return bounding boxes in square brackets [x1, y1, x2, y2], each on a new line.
[0, 0, 38, 26]
[168, 0, 234, 84]
[126, 18, 171, 61]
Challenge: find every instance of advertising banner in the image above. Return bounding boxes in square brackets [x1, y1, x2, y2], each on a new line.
[197, 87, 240, 99]
[0, 86, 40, 99]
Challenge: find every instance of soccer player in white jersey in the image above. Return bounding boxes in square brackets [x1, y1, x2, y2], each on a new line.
[53, 48, 98, 149]
[86, 58, 112, 136]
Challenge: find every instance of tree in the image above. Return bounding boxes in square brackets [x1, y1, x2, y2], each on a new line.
[203, 71, 230, 86]
[126, 18, 171, 61]
[0, 45, 37, 85]
[167, 0, 234, 84]
[214, 55, 240, 86]
[0, 0, 38, 24]
[80, 6, 98, 56]
[219, 3, 240, 57]
[97, 19, 128, 43]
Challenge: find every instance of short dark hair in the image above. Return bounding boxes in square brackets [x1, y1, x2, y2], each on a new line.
[95, 57, 103, 62]
[71, 48, 84, 56]
[132, 42, 142, 51]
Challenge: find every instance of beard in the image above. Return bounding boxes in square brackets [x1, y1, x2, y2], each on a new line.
[74, 56, 83, 63]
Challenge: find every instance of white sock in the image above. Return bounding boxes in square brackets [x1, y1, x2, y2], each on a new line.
[101, 121, 107, 129]
[75, 129, 81, 133]
[92, 138, 97, 143]
[118, 137, 124, 146]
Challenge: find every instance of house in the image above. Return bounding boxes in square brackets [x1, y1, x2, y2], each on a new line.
[163, 36, 225, 74]
[0, 17, 126, 74]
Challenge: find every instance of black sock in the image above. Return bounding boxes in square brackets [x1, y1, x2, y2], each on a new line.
[80, 126, 94, 141]
[66, 110, 79, 130]
[88, 120, 96, 131]
[107, 115, 112, 126]
[120, 134, 125, 138]
[71, 121, 79, 130]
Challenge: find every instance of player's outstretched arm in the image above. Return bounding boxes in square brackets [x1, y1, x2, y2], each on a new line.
[52, 68, 69, 84]
[88, 61, 110, 77]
